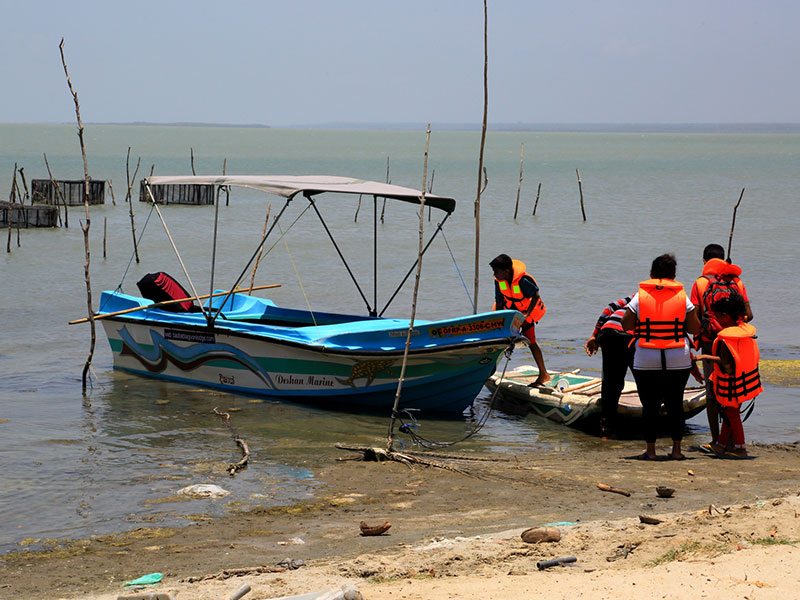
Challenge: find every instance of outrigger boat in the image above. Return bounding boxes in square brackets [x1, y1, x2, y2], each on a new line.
[94, 175, 524, 413]
[486, 366, 706, 434]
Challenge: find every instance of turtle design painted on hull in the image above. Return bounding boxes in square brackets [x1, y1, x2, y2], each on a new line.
[336, 359, 395, 389]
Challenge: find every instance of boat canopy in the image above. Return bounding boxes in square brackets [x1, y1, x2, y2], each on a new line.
[145, 175, 456, 214]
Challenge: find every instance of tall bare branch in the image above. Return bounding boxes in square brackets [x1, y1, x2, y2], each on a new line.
[59, 37, 96, 393]
[473, 0, 488, 314]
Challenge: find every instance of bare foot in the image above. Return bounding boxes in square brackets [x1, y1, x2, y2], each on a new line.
[532, 374, 551, 387]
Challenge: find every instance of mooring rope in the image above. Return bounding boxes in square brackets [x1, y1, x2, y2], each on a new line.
[394, 343, 516, 449]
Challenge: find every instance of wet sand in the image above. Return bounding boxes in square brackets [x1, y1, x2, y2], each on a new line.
[2, 441, 800, 599]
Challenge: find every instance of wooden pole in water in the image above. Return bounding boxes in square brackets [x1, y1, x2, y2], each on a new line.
[190, 147, 196, 175]
[727, 187, 745, 261]
[125, 148, 141, 263]
[354, 194, 362, 222]
[380, 156, 389, 224]
[18, 167, 30, 204]
[514, 142, 524, 220]
[60, 37, 96, 394]
[107, 179, 116, 206]
[576, 168, 586, 221]
[6, 163, 17, 253]
[43, 152, 68, 227]
[13, 167, 22, 247]
[68, 284, 282, 324]
[103, 216, 107, 259]
[532, 182, 541, 215]
[249, 204, 271, 295]
[223, 158, 230, 206]
[427, 169, 435, 221]
[473, 0, 488, 314]
[387, 123, 431, 452]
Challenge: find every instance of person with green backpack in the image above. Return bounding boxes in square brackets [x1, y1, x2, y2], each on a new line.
[690, 243, 753, 448]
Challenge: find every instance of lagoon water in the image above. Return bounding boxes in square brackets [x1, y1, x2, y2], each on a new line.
[1, 124, 798, 553]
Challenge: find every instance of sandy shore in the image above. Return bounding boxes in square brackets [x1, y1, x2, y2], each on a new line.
[3, 441, 800, 600]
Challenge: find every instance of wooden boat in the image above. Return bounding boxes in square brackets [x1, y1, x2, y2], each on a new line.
[485, 366, 706, 433]
[93, 175, 525, 414]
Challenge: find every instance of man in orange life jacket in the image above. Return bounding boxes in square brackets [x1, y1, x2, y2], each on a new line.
[694, 294, 761, 459]
[490, 253, 550, 387]
[622, 253, 700, 460]
[690, 243, 753, 447]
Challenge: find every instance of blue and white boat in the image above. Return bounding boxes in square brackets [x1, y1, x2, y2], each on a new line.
[95, 175, 524, 413]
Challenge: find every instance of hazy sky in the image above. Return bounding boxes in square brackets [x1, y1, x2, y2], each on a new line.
[2, 0, 798, 126]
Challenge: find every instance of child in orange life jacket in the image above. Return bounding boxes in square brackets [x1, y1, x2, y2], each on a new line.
[690, 243, 753, 447]
[694, 294, 762, 459]
[490, 253, 550, 387]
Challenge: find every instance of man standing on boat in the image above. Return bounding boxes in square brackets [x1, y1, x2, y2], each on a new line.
[584, 295, 636, 438]
[490, 254, 550, 387]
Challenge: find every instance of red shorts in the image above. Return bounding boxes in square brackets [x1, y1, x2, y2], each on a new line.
[521, 321, 536, 343]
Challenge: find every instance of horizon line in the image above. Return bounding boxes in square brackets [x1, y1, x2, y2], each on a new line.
[4, 121, 800, 133]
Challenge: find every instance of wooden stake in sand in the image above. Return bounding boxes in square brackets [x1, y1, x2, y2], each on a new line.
[727, 187, 745, 261]
[60, 37, 96, 393]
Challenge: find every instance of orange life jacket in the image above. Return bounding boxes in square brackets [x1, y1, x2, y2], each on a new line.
[711, 322, 762, 407]
[495, 259, 546, 325]
[635, 279, 687, 349]
[694, 258, 747, 344]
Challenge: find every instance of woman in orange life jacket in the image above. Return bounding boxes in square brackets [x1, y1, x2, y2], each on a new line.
[621, 254, 700, 461]
[490, 253, 550, 387]
[690, 243, 753, 448]
[694, 294, 761, 459]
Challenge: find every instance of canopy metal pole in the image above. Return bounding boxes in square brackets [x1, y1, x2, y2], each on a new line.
[379, 214, 450, 317]
[307, 194, 374, 316]
[209, 186, 223, 313]
[210, 197, 294, 323]
[373, 195, 378, 318]
[145, 182, 209, 320]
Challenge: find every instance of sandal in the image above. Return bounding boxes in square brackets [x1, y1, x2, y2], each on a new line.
[634, 452, 657, 461]
[697, 443, 715, 454]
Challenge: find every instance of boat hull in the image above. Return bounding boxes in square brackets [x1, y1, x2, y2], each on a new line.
[99, 292, 523, 413]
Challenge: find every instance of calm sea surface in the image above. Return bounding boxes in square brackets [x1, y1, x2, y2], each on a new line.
[1, 124, 798, 553]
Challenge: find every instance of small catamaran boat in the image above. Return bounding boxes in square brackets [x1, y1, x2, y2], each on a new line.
[486, 366, 706, 434]
[92, 175, 524, 413]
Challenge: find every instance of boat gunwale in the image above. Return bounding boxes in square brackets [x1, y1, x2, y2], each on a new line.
[101, 314, 523, 357]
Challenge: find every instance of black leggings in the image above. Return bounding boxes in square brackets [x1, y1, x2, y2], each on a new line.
[632, 368, 691, 443]
[598, 330, 635, 427]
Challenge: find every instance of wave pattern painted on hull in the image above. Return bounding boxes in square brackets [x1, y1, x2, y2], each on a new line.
[118, 327, 276, 389]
